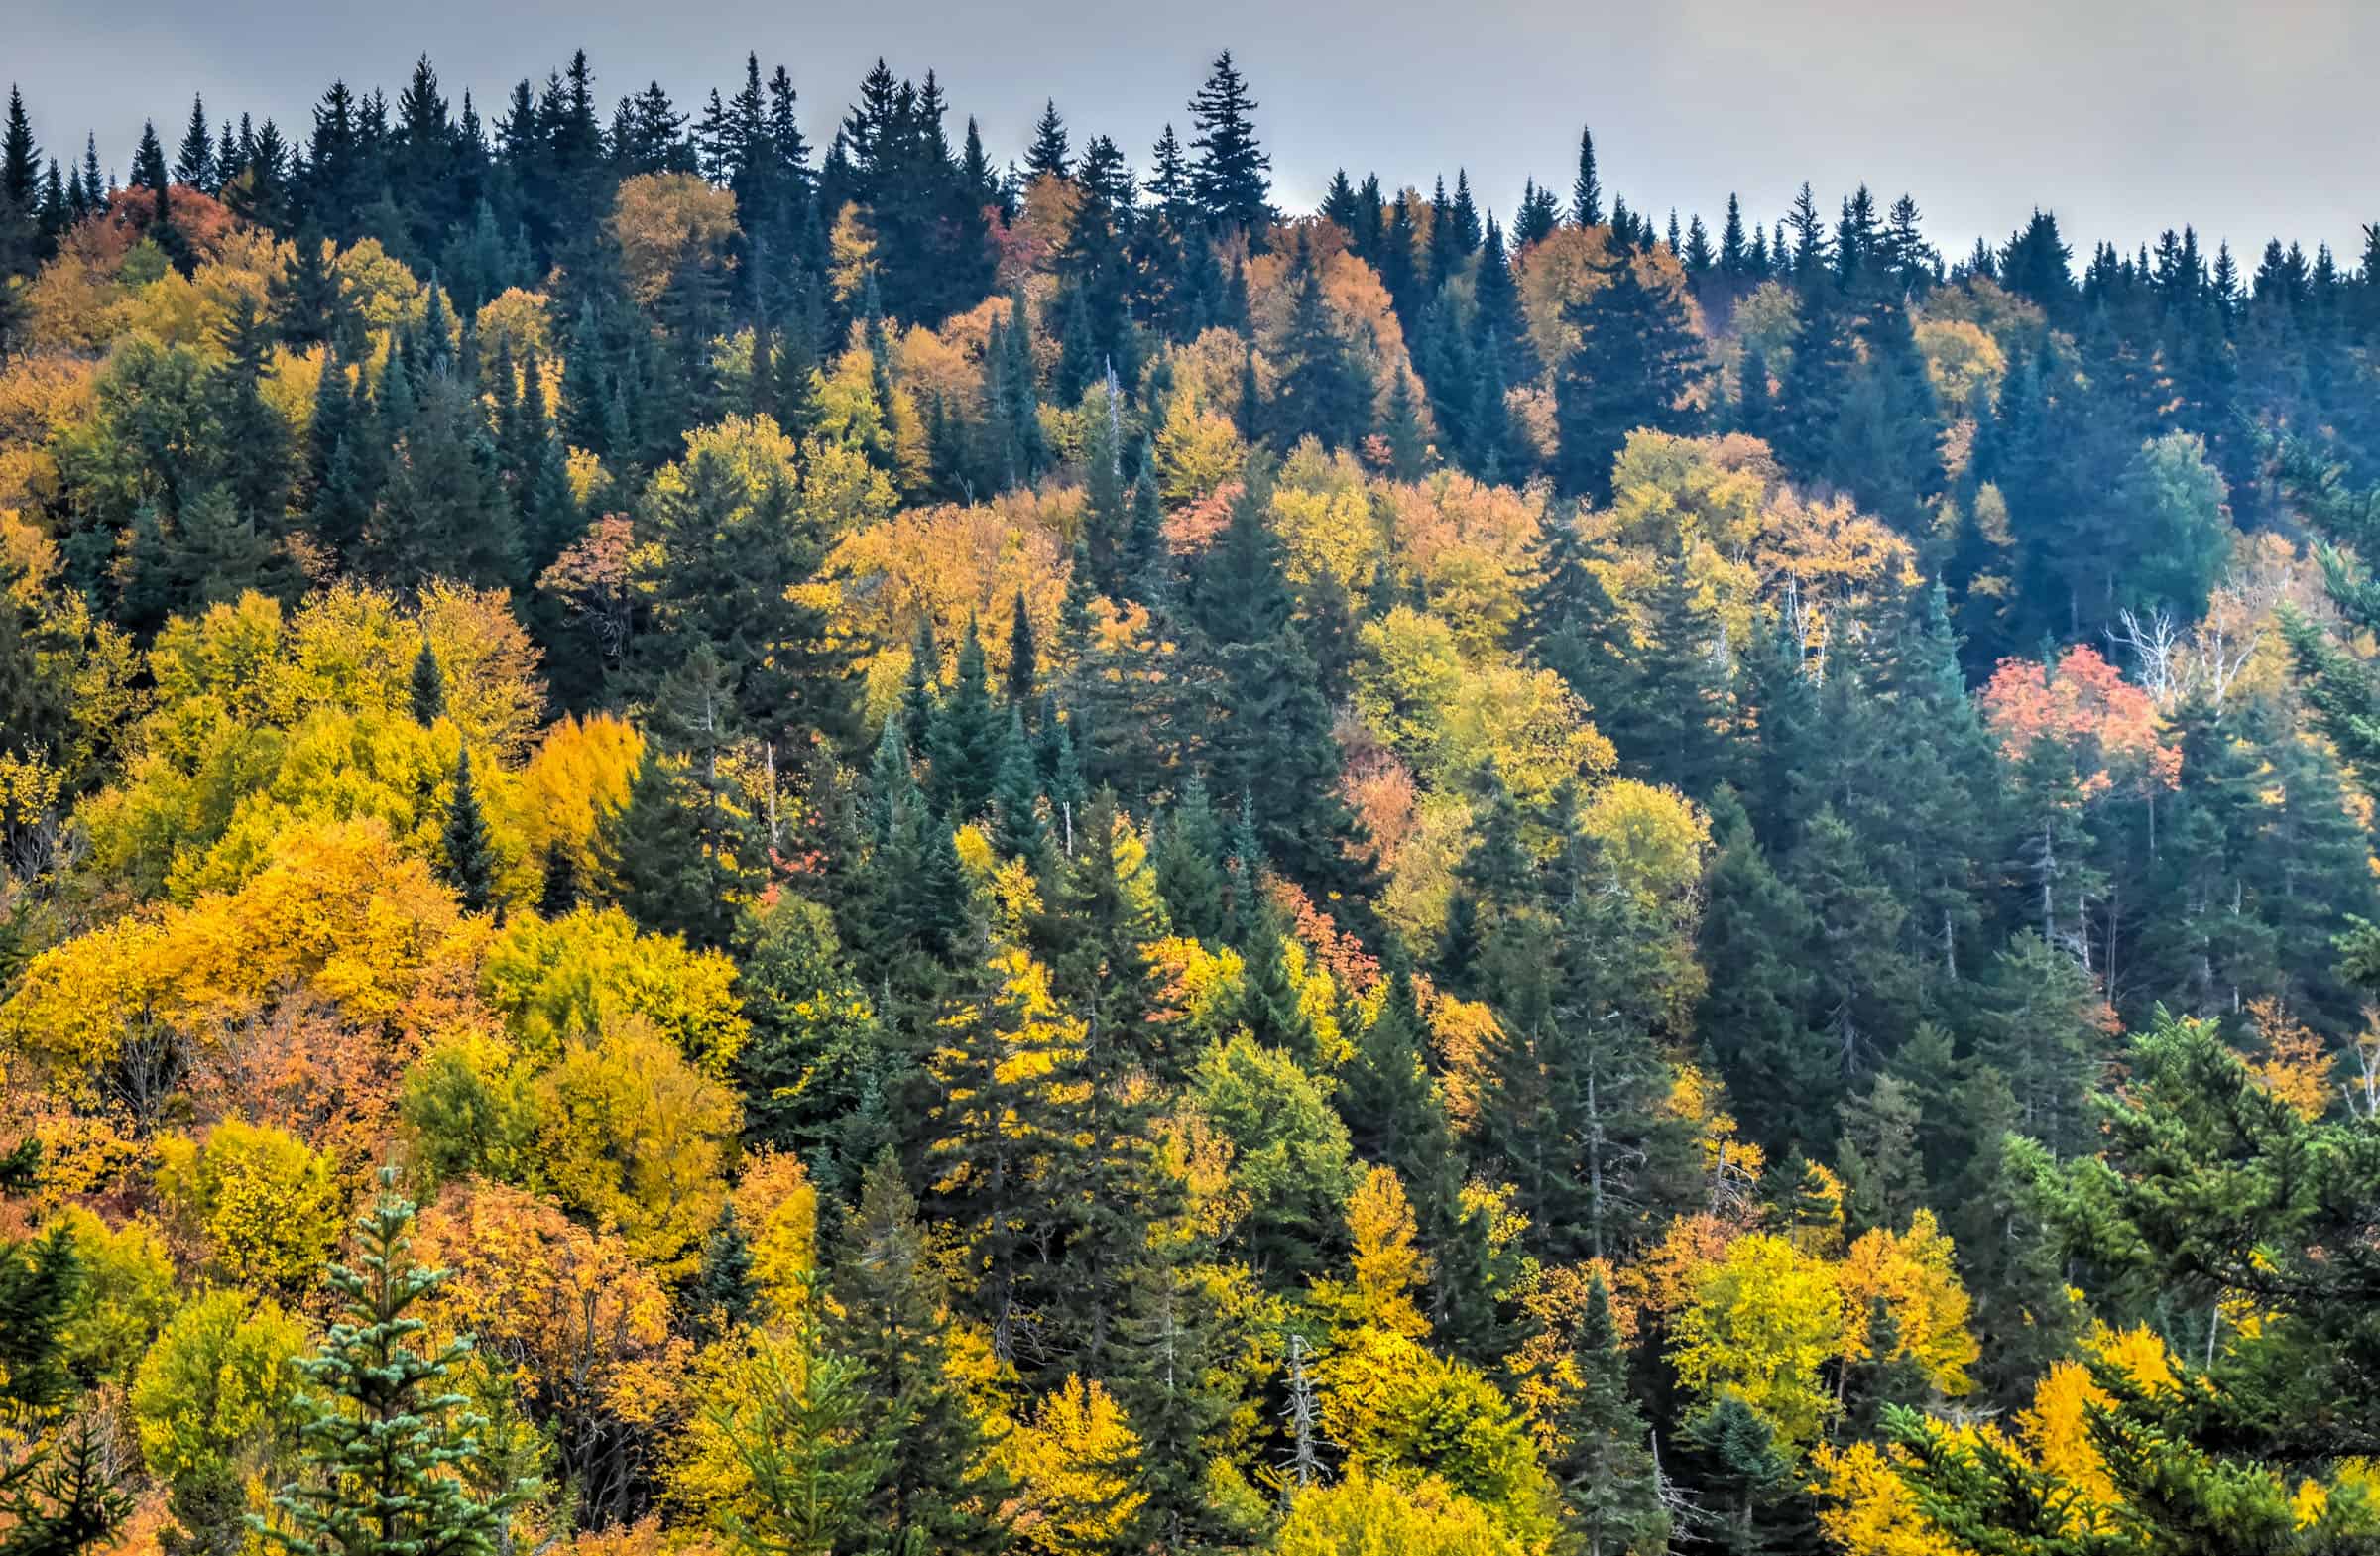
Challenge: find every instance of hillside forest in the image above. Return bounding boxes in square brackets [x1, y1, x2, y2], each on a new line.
[6, 44, 2380, 1556]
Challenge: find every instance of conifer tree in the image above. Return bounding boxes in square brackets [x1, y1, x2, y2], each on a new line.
[1267, 234, 1373, 450]
[0, 1218, 133, 1556]
[598, 646, 760, 951]
[1109, 1239, 1239, 1551]
[1186, 52, 1270, 237]
[174, 97, 215, 191]
[1680, 1396, 1803, 1555]
[261, 1168, 531, 1556]
[1547, 1273, 1668, 1556]
[989, 708, 1049, 868]
[1593, 550, 1733, 795]
[1186, 476, 1377, 913]
[369, 373, 520, 589]
[926, 616, 1007, 821]
[0, 87, 39, 221]
[827, 1152, 1009, 1556]
[1571, 126, 1604, 228]
[439, 746, 495, 915]
[1553, 254, 1702, 501]
[1024, 100, 1071, 180]
[708, 1289, 887, 1556]
[1152, 777, 1231, 945]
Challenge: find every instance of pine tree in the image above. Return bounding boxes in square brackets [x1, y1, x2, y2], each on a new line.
[1594, 550, 1734, 796]
[688, 1204, 758, 1346]
[276, 229, 345, 347]
[261, 1168, 532, 1556]
[1340, 961, 1456, 1194]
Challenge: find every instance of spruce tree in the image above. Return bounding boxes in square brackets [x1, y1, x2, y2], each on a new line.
[1546, 1273, 1668, 1556]
[1024, 100, 1071, 181]
[439, 746, 496, 915]
[827, 1152, 1009, 1556]
[1268, 234, 1374, 450]
[0, 1218, 133, 1556]
[1185, 52, 1270, 237]
[1186, 476, 1378, 914]
[1112, 1240, 1242, 1553]
[1571, 126, 1604, 227]
[409, 636, 445, 726]
[1152, 777, 1231, 945]
[925, 616, 1007, 821]
[598, 646, 760, 951]
[261, 1169, 531, 1556]
[1553, 253, 1702, 501]
[1679, 1396, 1804, 1555]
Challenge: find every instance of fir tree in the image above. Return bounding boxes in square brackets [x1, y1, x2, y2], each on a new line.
[598, 647, 761, 951]
[1267, 234, 1374, 449]
[174, 97, 214, 191]
[1024, 99, 1070, 180]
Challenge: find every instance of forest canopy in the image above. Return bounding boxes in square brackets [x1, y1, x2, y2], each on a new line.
[5, 41, 2380, 1556]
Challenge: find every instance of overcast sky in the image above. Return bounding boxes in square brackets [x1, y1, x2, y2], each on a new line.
[14, 0, 2377, 268]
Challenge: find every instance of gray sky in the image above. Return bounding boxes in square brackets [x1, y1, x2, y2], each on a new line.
[15, 0, 2378, 269]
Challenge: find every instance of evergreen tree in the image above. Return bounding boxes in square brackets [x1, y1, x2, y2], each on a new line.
[1186, 52, 1270, 237]
[1546, 1273, 1668, 1556]
[1553, 253, 1702, 501]
[1267, 234, 1374, 449]
[368, 373, 519, 588]
[597, 646, 761, 951]
[1571, 125, 1604, 227]
[1024, 99, 1071, 180]
[1592, 550, 1733, 795]
[174, 97, 214, 191]
[925, 616, 1007, 821]
[0, 1216, 133, 1556]
[1187, 477, 1378, 915]
[827, 1152, 1010, 1555]
[261, 1169, 532, 1556]
[1152, 777, 1231, 945]
[1679, 1397, 1805, 1555]
[439, 746, 496, 915]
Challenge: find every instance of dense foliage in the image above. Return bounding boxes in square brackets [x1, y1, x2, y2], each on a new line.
[5, 43, 2380, 1556]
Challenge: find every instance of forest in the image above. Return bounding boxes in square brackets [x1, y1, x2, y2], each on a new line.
[2, 40, 2380, 1556]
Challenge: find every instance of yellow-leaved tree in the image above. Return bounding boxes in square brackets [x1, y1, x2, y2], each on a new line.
[1669, 1231, 1846, 1448]
[998, 1375, 1148, 1555]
